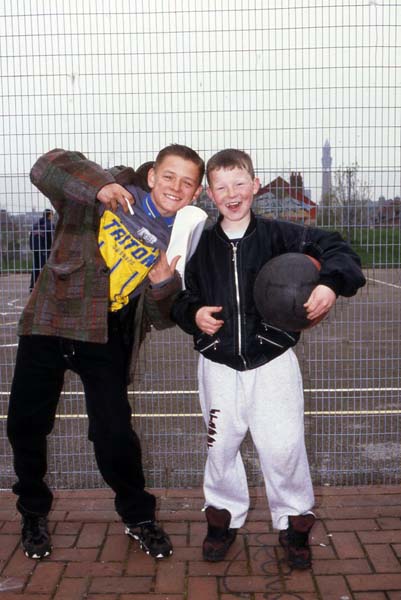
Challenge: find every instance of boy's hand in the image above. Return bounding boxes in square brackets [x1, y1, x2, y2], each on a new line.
[304, 284, 336, 321]
[148, 251, 180, 285]
[196, 306, 224, 335]
[97, 183, 135, 213]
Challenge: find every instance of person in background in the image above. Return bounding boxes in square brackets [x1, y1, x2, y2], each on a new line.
[29, 208, 54, 292]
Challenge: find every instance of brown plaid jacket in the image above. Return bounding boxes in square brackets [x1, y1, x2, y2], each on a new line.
[19, 149, 180, 376]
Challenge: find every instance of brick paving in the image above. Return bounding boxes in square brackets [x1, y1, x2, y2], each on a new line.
[1, 485, 401, 599]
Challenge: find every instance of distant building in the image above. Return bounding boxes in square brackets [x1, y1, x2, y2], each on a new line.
[375, 197, 400, 226]
[254, 173, 317, 224]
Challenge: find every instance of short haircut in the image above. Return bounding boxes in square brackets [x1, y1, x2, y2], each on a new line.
[155, 144, 205, 185]
[206, 149, 255, 185]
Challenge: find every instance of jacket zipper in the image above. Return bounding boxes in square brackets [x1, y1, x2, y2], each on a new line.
[262, 322, 296, 343]
[232, 243, 247, 368]
[256, 334, 284, 348]
[199, 338, 220, 353]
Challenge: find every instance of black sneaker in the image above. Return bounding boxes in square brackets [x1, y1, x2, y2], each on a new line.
[202, 506, 237, 562]
[279, 514, 315, 570]
[124, 520, 173, 559]
[21, 515, 52, 559]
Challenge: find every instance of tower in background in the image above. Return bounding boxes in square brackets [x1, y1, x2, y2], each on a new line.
[321, 140, 332, 203]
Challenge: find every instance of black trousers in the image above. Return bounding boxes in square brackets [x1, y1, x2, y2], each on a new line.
[7, 318, 156, 524]
[29, 250, 48, 292]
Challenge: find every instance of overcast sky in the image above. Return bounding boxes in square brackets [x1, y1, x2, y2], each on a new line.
[0, 0, 400, 212]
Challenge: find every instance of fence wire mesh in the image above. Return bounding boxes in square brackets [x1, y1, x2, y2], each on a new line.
[0, 1, 400, 490]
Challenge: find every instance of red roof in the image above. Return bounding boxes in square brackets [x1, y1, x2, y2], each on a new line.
[256, 176, 317, 222]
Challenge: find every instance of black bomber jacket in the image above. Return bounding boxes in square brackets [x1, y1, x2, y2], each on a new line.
[171, 212, 366, 371]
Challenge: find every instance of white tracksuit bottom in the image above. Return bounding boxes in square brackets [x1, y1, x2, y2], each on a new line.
[198, 349, 314, 531]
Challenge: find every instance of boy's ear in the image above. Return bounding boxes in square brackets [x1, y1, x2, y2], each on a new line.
[206, 186, 215, 202]
[192, 184, 203, 202]
[253, 177, 261, 195]
[147, 167, 156, 189]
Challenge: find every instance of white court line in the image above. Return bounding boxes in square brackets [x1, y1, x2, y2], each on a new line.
[367, 277, 401, 290]
[0, 387, 400, 397]
[0, 388, 400, 418]
[0, 386, 400, 417]
[0, 409, 400, 419]
[1, 387, 401, 397]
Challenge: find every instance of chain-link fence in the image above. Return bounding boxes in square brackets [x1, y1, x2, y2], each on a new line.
[1, 1, 400, 490]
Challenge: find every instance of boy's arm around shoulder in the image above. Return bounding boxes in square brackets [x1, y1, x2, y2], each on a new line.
[30, 148, 116, 212]
[304, 226, 366, 298]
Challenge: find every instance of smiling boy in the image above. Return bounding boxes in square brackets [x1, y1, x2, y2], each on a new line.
[171, 148, 365, 570]
[7, 145, 204, 561]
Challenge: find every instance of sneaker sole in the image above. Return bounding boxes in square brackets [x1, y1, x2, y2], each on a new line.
[289, 562, 311, 570]
[24, 548, 52, 560]
[124, 527, 173, 559]
[203, 552, 228, 562]
[202, 531, 237, 562]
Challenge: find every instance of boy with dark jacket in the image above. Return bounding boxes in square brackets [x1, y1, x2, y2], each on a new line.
[7, 145, 204, 561]
[171, 149, 366, 570]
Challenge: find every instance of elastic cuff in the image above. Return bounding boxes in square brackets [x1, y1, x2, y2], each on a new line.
[150, 275, 175, 289]
[318, 275, 341, 297]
